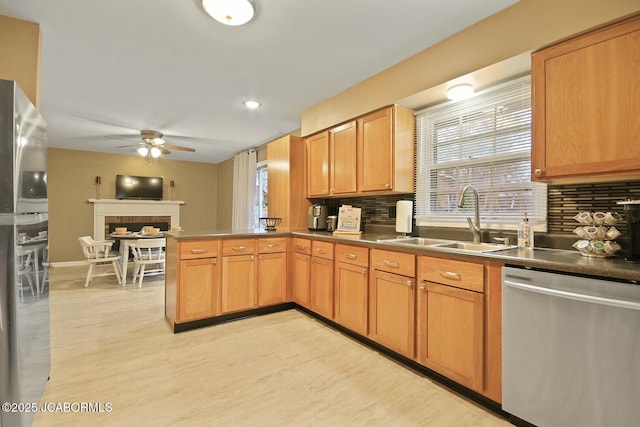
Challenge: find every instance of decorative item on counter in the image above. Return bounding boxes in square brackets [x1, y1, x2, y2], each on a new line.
[259, 217, 281, 231]
[517, 212, 534, 248]
[333, 205, 362, 236]
[572, 211, 622, 257]
[95, 175, 101, 199]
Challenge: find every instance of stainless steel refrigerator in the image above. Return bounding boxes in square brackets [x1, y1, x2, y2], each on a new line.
[0, 79, 49, 427]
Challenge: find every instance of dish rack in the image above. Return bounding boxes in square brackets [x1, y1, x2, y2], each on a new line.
[259, 217, 282, 231]
[572, 211, 622, 258]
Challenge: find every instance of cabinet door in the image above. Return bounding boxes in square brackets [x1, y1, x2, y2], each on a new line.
[417, 281, 484, 391]
[310, 257, 334, 319]
[334, 261, 368, 336]
[177, 257, 219, 322]
[369, 270, 415, 358]
[292, 252, 310, 307]
[357, 107, 393, 192]
[531, 15, 640, 181]
[221, 255, 256, 313]
[306, 131, 329, 197]
[257, 252, 286, 306]
[329, 121, 357, 195]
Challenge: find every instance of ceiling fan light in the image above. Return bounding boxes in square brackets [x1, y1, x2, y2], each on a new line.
[244, 100, 260, 109]
[202, 0, 254, 26]
[137, 146, 149, 157]
[447, 84, 475, 101]
[150, 147, 162, 158]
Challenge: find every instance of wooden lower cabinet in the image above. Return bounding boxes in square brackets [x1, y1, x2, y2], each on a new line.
[177, 256, 219, 322]
[417, 281, 484, 391]
[257, 252, 287, 306]
[221, 254, 256, 313]
[369, 269, 415, 358]
[292, 251, 311, 307]
[309, 257, 334, 319]
[334, 261, 368, 335]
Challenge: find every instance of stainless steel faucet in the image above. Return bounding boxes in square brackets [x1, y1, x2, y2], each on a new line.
[457, 185, 481, 243]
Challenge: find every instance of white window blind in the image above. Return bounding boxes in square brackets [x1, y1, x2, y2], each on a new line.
[415, 76, 547, 231]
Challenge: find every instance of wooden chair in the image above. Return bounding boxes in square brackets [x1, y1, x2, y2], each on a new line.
[130, 238, 165, 288]
[78, 236, 122, 287]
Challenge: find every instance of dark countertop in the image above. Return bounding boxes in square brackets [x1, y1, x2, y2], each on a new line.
[164, 229, 640, 283]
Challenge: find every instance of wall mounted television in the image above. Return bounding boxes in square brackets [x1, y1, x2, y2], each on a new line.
[21, 171, 48, 199]
[115, 175, 163, 200]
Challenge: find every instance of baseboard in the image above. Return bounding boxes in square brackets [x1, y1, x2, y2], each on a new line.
[50, 261, 87, 268]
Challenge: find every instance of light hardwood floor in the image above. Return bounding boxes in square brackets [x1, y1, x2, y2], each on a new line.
[33, 266, 510, 427]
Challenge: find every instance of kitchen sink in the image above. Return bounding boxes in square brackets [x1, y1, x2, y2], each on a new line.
[380, 237, 515, 253]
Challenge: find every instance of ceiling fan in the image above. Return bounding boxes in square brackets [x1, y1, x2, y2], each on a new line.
[116, 129, 196, 158]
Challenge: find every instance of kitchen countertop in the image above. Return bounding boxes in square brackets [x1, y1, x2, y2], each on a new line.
[164, 229, 640, 283]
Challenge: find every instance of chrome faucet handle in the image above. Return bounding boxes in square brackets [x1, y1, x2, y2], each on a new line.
[493, 237, 510, 246]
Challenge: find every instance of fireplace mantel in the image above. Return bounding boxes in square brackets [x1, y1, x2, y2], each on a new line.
[89, 199, 184, 241]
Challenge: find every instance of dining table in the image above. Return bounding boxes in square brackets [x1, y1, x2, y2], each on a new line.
[109, 232, 165, 284]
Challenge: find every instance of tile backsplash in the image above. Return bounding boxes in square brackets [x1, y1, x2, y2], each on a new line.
[315, 180, 640, 236]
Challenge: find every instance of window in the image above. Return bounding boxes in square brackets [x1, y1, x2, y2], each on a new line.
[254, 161, 268, 229]
[415, 76, 547, 231]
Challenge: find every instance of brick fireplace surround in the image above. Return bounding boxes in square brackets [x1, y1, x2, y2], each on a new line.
[89, 199, 183, 241]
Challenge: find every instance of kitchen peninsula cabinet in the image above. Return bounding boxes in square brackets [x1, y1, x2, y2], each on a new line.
[292, 238, 311, 307]
[531, 14, 640, 183]
[334, 244, 369, 336]
[221, 239, 257, 314]
[257, 238, 287, 306]
[369, 249, 416, 358]
[165, 239, 221, 324]
[305, 105, 415, 198]
[309, 240, 334, 319]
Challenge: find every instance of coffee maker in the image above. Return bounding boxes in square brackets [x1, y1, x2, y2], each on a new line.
[618, 199, 640, 262]
[308, 204, 328, 230]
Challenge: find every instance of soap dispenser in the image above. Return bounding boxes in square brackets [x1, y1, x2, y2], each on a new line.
[517, 212, 534, 248]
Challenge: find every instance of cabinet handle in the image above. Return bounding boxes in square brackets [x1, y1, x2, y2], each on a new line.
[250, 255, 254, 261]
[296, 245, 308, 251]
[362, 269, 367, 275]
[406, 280, 413, 288]
[438, 270, 462, 281]
[383, 259, 400, 269]
[534, 168, 543, 177]
[266, 244, 280, 248]
[316, 248, 327, 254]
[212, 258, 218, 265]
[385, 183, 391, 189]
[419, 282, 426, 290]
[232, 245, 247, 252]
[345, 253, 357, 260]
[330, 188, 334, 193]
[190, 249, 208, 254]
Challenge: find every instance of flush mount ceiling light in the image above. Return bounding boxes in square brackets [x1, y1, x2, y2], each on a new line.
[447, 84, 475, 101]
[202, 0, 254, 26]
[244, 100, 260, 109]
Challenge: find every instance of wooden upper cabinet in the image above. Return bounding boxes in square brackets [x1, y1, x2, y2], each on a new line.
[531, 14, 640, 183]
[329, 121, 357, 195]
[305, 105, 415, 198]
[306, 131, 330, 197]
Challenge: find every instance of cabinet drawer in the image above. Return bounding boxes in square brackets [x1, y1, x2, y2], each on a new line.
[258, 237, 287, 253]
[418, 256, 484, 293]
[292, 238, 311, 255]
[179, 239, 220, 260]
[311, 240, 334, 260]
[222, 239, 256, 256]
[335, 244, 369, 267]
[371, 249, 415, 277]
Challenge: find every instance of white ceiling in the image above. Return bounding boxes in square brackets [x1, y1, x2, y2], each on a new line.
[0, 0, 518, 163]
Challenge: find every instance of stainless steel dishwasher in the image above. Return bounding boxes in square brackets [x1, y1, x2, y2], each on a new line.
[502, 266, 640, 427]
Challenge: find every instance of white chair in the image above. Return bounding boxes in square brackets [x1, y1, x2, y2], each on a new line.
[130, 238, 165, 288]
[16, 245, 36, 302]
[78, 236, 122, 287]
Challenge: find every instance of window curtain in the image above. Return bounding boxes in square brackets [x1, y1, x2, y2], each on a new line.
[232, 149, 257, 230]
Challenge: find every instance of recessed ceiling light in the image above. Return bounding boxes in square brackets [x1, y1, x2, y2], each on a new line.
[447, 84, 475, 101]
[202, 0, 254, 26]
[244, 100, 261, 109]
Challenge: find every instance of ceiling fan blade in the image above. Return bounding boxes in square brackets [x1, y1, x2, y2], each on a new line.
[165, 144, 196, 152]
[159, 146, 171, 155]
[116, 144, 142, 148]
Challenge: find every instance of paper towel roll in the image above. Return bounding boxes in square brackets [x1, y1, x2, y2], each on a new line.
[396, 200, 413, 234]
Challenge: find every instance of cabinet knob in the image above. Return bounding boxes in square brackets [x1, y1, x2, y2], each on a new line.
[385, 183, 391, 189]
[406, 280, 413, 288]
[212, 258, 218, 265]
[534, 168, 543, 177]
[419, 282, 426, 290]
[362, 269, 367, 275]
[250, 255, 254, 261]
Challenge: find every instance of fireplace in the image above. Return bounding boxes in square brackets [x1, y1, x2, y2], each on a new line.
[89, 199, 183, 241]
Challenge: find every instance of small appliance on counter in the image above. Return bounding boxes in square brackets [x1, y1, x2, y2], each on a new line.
[617, 199, 640, 262]
[326, 215, 337, 232]
[308, 204, 328, 230]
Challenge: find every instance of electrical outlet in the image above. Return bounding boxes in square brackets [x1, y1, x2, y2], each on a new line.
[388, 206, 396, 219]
